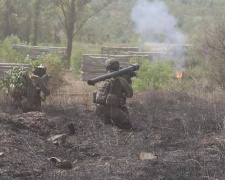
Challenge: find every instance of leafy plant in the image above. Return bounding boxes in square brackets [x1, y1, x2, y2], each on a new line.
[37, 53, 65, 92]
[25, 52, 64, 76]
[25, 57, 43, 68]
[41, 53, 64, 77]
[2, 66, 29, 97]
[131, 59, 173, 92]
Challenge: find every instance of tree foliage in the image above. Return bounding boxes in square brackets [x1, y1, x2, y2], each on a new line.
[51, 0, 114, 68]
[1, 0, 225, 71]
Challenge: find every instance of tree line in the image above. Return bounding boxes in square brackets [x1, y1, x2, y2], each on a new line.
[0, 0, 114, 68]
[0, 0, 225, 69]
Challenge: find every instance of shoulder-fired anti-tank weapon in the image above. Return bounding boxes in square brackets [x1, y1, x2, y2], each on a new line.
[87, 64, 140, 86]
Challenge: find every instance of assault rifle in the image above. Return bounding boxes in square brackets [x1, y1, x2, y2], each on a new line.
[87, 64, 140, 86]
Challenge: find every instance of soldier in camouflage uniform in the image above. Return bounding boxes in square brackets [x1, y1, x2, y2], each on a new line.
[14, 65, 50, 112]
[94, 58, 133, 129]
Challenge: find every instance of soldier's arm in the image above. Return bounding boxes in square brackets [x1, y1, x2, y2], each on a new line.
[117, 77, 133, 98]
[38, 78, 50, 96]
[31, 75, 50, 96]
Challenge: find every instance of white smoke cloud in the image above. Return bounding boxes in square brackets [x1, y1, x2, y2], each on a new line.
[131, 0, 187, 69]
[131, 0, 186, 43]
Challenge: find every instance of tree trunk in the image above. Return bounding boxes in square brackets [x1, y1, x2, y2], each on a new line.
[66, 33, 73, 69]
[32, 0, 42, 46]
[3, 0, 13, 38]
[57, 0, 112, 69]
[65, 0, 75, 69]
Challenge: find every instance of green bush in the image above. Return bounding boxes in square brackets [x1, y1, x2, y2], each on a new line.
[1, 66, 29, 97]
[0, 36, 22, 63]
[132, 59, 173, 92]
[25, 52, 64, 76]
[24, 53, 64, 92]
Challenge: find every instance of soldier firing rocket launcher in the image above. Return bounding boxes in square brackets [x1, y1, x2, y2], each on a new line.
[87, 64, 140, 86]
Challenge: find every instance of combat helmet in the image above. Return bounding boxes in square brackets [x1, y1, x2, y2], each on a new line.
[105, 58, 120, 72]
[32, 64, 46, 77]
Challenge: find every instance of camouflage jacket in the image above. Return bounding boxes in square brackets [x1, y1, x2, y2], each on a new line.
[28, 75, 50, 100]
[13, 75, 50, 111]
[95, 76, 133, 106]
[112, 76, 133, 98]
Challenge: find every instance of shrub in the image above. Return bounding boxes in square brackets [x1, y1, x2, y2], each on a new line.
[131, 59, 173, 92]
[199, 15, 225, 90]
[42, 53, 65, 92]
[0, 36, 22, 63]
[25, 53, 65, 92]
[1, 66, 28, 97]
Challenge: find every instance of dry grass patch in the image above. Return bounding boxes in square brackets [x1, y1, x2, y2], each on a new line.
[45, 72, 94, 107]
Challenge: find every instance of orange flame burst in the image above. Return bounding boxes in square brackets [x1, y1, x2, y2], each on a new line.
[175, 71, 183, 79]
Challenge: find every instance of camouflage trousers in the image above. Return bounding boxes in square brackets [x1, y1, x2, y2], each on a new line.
[95, 104, 132, 129]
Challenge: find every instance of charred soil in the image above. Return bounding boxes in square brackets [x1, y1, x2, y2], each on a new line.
[1, 91, 225, 180]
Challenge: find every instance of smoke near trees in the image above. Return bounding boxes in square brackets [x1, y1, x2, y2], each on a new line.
[131, 0, 187, 44]
[0, 0, 224, 70]
[131, 0, 187, 69]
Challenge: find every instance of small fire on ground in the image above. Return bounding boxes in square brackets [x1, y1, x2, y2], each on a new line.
[174, 71, 183, 79]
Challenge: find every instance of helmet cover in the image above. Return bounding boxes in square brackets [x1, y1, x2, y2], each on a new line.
[105, 58, 120, 72]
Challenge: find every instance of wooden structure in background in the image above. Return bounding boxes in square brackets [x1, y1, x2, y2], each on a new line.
[82, 46, 177, 81]
[101, 46, 139, 55]
[0, 63, 31, 80]
[128, 51, 173, 60]
[12, 44, 66, 60]
[81, 54, 148, 81]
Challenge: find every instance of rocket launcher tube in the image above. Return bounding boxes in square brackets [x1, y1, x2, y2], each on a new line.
[87, 64, 140, 86]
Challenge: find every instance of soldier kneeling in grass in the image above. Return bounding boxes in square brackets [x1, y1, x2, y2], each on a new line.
[93, 58, 134, 130]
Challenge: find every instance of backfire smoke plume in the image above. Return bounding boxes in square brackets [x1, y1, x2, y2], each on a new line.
[131, 0, 187, 69]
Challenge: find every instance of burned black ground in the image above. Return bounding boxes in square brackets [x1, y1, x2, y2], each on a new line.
[0, 91, 225, 180]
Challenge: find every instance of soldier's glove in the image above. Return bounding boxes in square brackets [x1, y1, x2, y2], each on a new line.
[119, 66, 137, 84]
[42, 74, 51, 82]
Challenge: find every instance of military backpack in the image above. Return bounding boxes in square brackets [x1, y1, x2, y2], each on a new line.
[95, 79, 119, 106]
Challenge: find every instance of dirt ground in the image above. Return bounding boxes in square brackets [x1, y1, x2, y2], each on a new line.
[1, 83, 225, 179]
